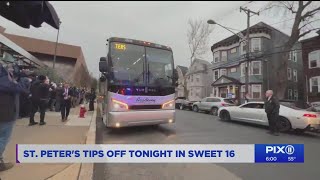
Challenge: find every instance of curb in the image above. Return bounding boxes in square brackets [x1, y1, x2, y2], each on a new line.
[48, 106, 97, 180]
[78, 109, 97, 180]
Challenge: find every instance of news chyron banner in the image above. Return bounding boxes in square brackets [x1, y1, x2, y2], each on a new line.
[16, 144, 304, 163]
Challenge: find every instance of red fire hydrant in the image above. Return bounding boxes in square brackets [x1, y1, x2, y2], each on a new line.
[79, 104, 87, 118]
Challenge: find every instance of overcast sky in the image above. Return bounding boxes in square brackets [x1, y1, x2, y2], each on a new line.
[0, 1, 318, 78]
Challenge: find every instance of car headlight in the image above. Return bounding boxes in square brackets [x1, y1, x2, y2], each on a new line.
[162, 100, 175, 109]
[111, 99, 128, 111]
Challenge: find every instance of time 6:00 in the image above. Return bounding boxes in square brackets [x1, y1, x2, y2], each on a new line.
[265, 157, 277, 161]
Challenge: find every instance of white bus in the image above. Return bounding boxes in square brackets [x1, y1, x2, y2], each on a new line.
[99, 37, 176, 128]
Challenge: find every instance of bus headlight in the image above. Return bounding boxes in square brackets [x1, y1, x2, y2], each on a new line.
[112, 99, 129, 111]
[162, 100, 175, 109]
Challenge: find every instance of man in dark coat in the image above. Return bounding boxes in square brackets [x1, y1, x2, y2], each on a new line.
[89, 88, 96, 111]
[0, 64, 31, 171]
[60, 83, 72, 121]
[265, 90, 280, 136]
[29, 75, 51, 126]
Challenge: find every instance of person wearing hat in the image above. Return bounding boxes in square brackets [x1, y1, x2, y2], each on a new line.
[29, 75, 51, 126]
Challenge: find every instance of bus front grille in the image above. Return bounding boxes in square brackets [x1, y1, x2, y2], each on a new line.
[129, 105, 162, 110]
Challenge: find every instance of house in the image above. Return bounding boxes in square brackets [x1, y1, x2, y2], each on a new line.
[175, 65, 188, 98]
[0, 26, 91, 87]
[301, 32, 320, 103]
[185, 58, 212, 101]
[210, 22, 304, 103]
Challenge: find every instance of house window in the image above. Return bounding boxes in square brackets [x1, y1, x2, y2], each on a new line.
[221, 51, 227, 61]
[241, 42, 247, 55]
[287, 68, 292, 80]
[194, 65, 197, 70]
[251, 38, 261, 52]
[213, 70, 219, 81]
[294, 90, 298, 101]
[251, 61, 261, 75]
[196, 78, 199, 82]
[191, 75, 193, 82]
[213, 51, 220, 63]
[310, 76, 320, 93]
[293, 69, 298, 82]
[240, 63, 246, 76]
[230, 68, 237, 73]
[292, 50, 297, 62]
[240, 85, 245, 98]
[251, 84, 261, 99]
[309, 50, 320, 68]
[220, 69, 227, 76]
[288, 51, 292, 61]
[288, 89, 293, 100]
[230, 48, 237, 54]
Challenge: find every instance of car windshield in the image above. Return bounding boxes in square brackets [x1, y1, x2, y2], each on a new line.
[306, 106, 320, 112]
[146, 47, 174, 86]
[280, 102, 302, 110]
[224, 99, 235, 104]
[109, 42, 174, 86]
[109, 42, 145, 85]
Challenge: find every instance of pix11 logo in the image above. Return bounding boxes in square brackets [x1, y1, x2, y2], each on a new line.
[266, 145, 295, 155]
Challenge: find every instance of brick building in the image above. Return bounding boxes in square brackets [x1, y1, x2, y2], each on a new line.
[301, 32, 320, 103]
[0, 26, 91, 87]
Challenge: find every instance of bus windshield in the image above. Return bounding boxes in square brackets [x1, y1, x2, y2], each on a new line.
[109, 42, 173, 86]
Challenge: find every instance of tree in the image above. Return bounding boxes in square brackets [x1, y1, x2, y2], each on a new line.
[34, 67, 63, 83]
[187, 19, 213, 64]
[262, 1, 320, 99]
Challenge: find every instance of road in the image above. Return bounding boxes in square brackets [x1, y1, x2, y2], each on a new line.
[94, 109, 320, 180]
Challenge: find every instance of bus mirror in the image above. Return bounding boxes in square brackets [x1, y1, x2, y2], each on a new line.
[99, 61, 108, 72]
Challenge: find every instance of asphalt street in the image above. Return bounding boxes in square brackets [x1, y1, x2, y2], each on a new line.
[94, 109, 320, 180]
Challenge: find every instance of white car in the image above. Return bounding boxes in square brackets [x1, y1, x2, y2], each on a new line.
[218, 102, 320, 132]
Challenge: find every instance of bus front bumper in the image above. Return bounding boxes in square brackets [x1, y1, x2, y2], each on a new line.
[107, 110, 175, 127]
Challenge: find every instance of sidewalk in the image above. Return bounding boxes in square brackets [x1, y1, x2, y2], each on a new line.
[0, 105, 94, 180]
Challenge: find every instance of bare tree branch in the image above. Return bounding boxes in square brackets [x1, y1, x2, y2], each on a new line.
[301, 7, 320, 20]
[299, 19, 320, 30]
[187, 19, 213, 64]
[299, 28, 320, 38]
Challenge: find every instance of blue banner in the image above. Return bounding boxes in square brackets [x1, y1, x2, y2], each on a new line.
[255, 144, 304, 163]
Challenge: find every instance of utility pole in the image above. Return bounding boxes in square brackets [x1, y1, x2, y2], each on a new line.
[240, 7, 259, 101]
[53, 21, 62, 69]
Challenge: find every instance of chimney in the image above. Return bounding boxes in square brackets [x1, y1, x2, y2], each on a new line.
[0, 26, 6, 34]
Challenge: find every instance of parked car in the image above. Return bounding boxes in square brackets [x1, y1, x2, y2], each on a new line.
[192, 97, 235, 115]
[218, 102, 320, 133]
[175, 97, 193, 110]
[175, 97, 186, 109]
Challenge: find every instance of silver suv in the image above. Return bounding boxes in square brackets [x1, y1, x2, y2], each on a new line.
[192, 97, 235, 116]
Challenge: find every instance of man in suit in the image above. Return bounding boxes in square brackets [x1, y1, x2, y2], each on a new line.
[60, 83, 72, 121]
[264, 90, 280, 136]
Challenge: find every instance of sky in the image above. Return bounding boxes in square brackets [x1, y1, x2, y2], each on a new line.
[0, 1, 318, 78]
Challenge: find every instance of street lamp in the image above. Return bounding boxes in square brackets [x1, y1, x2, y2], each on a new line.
[207, 19, 244, 39]
[53, 21, 62, 69]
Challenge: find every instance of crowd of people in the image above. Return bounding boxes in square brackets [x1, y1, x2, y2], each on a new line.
[0, 64, 96, 171]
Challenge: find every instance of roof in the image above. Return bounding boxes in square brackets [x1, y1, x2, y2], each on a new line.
[2, 32, 82, 59]
[211, 22, 289, 51]
[0, 33, 44, 67]
[176, 65, 188, 75]
[300, 34, 320, 43]
[191, 58, 211, 66]
[211, 75, 241, 86]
